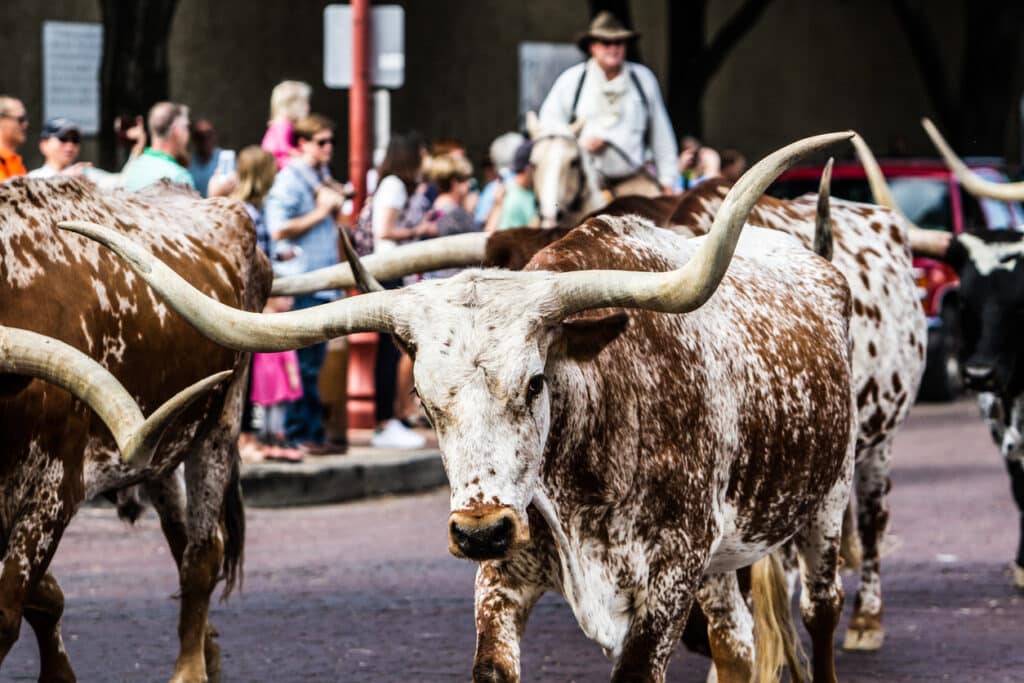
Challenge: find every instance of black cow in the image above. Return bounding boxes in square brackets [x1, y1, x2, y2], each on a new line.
[945, 229, 1024, 586]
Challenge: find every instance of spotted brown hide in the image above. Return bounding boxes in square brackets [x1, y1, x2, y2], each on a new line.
[0, 177, 270, 682]
[409, 216, 856, 681]
[671, 178, 927, 650]
[484, 195, 686, 273]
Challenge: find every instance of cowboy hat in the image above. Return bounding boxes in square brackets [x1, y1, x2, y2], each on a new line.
[576, 11, 640, 51]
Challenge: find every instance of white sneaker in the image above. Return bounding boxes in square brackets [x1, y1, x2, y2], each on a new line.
[370, 419, 427, 449]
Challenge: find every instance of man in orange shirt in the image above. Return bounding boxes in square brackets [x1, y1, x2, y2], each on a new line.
[0, 96, 29, 182]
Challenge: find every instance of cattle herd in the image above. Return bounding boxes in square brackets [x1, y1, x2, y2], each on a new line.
[0, 120, 1022, 682]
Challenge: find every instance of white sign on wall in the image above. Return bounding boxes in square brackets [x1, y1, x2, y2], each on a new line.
[519, 42, 582, 117]
[42, 21, 103, 135]
[324, 5, 405, 89]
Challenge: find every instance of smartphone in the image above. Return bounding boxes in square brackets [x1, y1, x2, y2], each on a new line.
[216, 149, 236, 176]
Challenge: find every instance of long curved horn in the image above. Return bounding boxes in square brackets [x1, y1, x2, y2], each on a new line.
[57, 221, 401, 352]
[338, 225, 384, 293]
[922, 117, 1024, 202]
[0, 325, 230, 465]
[548, 131, 853, 318]
[814, 158, 834, 260]
[851, 132, 951, 258]
[271, 232, 488, 296]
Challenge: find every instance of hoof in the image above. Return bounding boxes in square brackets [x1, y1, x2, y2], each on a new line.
[1014, 564, 1024, 591]
[843, 626, 884, 651]
[473, 660, 516, 683]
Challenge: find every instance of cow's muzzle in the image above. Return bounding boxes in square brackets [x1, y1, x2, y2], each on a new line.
[965, 363, 996, 391]
[448, 506, 529, 560]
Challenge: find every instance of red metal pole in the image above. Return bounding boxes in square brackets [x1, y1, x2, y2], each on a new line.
[350, 0, 371, 218]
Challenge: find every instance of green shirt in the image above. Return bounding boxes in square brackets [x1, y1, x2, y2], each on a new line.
[121, 148, 195, 192]
[498, 181, 538, 230]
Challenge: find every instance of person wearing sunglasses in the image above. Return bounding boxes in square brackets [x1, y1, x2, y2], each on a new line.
[0, 95, 29, 182]
[263, 113, 347, 456]
[538, 11, 680, 195]
[28, 118, 92, 179]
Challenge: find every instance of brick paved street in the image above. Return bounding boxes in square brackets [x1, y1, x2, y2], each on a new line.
[7, 398, 1024, 681]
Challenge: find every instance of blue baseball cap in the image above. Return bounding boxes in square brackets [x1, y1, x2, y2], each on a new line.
[40, 117, 80, 140]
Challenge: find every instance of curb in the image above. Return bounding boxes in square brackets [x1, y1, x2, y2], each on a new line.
[240, 446, 448, 508]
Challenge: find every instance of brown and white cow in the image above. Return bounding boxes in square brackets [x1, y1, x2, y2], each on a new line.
[0, 176, 270, 682]
[666, 157, 928, 650]
[273, 135, 928, 654]
[67, 133, 857, 681]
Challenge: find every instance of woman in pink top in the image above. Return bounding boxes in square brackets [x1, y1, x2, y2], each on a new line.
[261, 81, 312, 170]
[250, 296, 304, 460]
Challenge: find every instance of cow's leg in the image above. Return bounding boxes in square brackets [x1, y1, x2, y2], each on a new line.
[472, 559, 545, 683]
[168, 445, 238, 683]
[1005, 459, 1024, 589]
[694, 572, 753, 683]
[795, 482, 847, 683]
[23, 572, 75, 683]
[611, 565, 701, 683]
[844, 442, 890, 651]
[144, 471, 222, 682]
[0, 504, 71, 671]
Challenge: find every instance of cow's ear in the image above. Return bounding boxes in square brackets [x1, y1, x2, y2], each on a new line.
[557, 312, 629, 362]
[944, 237, 967, 272]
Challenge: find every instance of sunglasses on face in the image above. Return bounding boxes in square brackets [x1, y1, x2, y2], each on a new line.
[313, 136, 334, 147]
[57, 133, 81, 144]
[2, 114, 28, 125]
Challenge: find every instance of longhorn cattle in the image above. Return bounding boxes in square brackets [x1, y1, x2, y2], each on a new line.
[920, 118, 1024, 587]
[272, 134, 928, 653]
[944, 231, 1024, 586]
[0, 176, 270, 682]
[659, 139, 929, 651]
[67, 133, 857, 682]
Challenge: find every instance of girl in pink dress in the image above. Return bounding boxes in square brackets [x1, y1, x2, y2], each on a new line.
[261, 81, 311, 170]
[251, 296, 304, 460]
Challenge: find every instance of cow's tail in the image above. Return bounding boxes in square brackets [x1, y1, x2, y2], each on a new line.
[220, 451, 245, 600]
[115, 485, 146, 524]
[752, 552, 809, 683]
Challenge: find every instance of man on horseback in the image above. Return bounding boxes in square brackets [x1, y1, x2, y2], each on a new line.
[538, 11, 679, 197]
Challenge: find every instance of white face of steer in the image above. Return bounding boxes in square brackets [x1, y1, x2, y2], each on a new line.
[392, 270, 623, 560]
[397, 273, 557, 559]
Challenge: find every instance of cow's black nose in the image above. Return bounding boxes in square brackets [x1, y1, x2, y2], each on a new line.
[450, 516, 514, 560]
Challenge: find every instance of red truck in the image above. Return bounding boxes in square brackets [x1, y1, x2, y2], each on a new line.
[770, 159, 1024, 401]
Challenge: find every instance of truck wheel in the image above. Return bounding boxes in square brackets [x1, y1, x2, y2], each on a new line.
[918, 308, 963, 402]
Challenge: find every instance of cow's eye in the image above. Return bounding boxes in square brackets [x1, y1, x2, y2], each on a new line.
[526, 374, 546, 404]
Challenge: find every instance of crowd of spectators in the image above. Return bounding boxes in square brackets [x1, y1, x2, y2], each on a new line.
[0, 55, 741, 461]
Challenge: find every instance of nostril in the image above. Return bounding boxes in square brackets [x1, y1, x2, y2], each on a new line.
[494, 516, 513, 540]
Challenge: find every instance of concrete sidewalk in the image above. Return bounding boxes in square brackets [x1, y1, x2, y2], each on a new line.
[240, 428, 447, 507]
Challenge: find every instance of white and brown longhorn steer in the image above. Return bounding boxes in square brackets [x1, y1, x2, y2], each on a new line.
[65, 133, 856, 682]
[0, 177, 270, 682]
[667, 159, 928, 651]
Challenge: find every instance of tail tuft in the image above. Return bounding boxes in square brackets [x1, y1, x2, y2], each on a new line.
[752, 552, 809, 683]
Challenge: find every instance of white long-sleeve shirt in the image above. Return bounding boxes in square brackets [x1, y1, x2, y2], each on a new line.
[539, 59, 679, 189]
